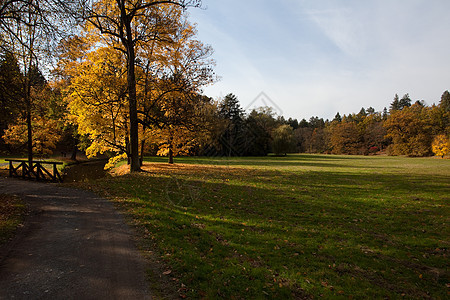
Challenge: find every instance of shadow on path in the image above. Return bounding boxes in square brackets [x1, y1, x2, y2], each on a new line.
[0, 177, 150, 299]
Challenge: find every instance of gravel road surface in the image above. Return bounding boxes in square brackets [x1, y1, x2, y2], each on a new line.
[0, 177, 151, 299]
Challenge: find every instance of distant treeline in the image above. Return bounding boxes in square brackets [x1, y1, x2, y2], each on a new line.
[199, 92, 450, 158]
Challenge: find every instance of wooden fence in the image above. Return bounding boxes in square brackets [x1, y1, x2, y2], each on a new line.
[5, 159, 63, 182]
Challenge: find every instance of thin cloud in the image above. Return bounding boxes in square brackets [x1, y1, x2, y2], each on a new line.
[190, 0, 450, 120]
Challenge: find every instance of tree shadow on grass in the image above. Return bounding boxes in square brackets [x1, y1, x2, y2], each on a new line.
[102, 166, 449, 299]
[143, 154, 384, 170]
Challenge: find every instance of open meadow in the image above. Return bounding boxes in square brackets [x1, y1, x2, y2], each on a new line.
[94, 154, 449, 299]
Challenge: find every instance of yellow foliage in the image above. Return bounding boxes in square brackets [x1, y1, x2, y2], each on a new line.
[104, 153, 128, 170]
[3, 117, 61, 156]
[150, 125, 201, 158]
[58, 4, 216, 162]
[64, 45, 129, 158]
[384, 104, 434, 156]
[432, 135, 449, 158]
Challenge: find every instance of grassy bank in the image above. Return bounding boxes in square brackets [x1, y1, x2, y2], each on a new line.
[95, 154, 449, 299]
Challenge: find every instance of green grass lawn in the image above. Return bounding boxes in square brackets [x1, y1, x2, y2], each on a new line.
[94, 154, 449, 299]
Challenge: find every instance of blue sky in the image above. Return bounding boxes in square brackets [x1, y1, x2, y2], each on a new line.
[188, 0, 450, 120]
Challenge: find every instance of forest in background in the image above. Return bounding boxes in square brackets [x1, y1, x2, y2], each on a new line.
[245, 91, 450, 158]
[176, 91, 450, 158]
[0, 1, 449, 166]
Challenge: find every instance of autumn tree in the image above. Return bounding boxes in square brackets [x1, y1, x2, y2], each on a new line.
[52, 35, 95, 160]
[0, 0, 63, 162]
[77, 0, 201, 172]
[289, 92, 448, 156]
[137, 16, 216, 163]
[3, 67, 63, 156]
[147, 96, 216, 163]
[295, 127, 313, 153]
[60, 5, 214, 166]
[432, 134, 449, 158]
[146, 88, 215, 163]
[329, 121, 361, 155]
[64, 44, 130, 160]
[360, 113, 387, 153]
[384, 103, 434, 156]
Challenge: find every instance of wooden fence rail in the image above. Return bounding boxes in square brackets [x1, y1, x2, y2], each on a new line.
[5, 159, 63, 182]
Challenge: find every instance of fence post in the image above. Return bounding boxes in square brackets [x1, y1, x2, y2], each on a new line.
[53, 163, 57, 182]
[22, 162, 26, 179]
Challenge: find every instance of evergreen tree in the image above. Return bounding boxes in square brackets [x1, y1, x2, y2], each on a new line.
[298, 118, 309, 128]
[358, 107, 367, 117]
[399, 93, 412, 109]
[218, 93, 246, 156]
[367, 107, 375, 115]
[219, 93, 244, 122]
[382, 107, 389, 120]
[309, 116, 325, 128]
[287, 117, 299, 130]
[333, 112, 342, 122]
[440, 90, 450, 112]
[390, 93, 411, 112]
[390, 94, 400, 112]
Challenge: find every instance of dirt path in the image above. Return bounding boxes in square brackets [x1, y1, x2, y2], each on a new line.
[0, 177, 151, 299]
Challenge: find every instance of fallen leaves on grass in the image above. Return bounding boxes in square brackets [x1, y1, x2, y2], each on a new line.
[0, 194, 24, 221]
[0, 194, 25, 243]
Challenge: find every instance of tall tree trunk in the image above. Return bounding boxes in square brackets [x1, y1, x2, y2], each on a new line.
[140, 134, 145, 166]
[71, 145, 78, 161]
[168, 132, 174, 164]
[70, 135, 78, 161]
[26, 97, 32, 164]
[25, 65, 32, 165]
[124, 117, 130, 165]
[124, 19, 140, 172]
[168, 148, 174, 164]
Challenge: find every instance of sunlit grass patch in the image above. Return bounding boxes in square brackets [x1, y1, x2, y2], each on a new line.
[95, 154, 450, 298]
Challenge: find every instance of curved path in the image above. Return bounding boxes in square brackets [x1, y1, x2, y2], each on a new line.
[0, 177, 150, 299]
